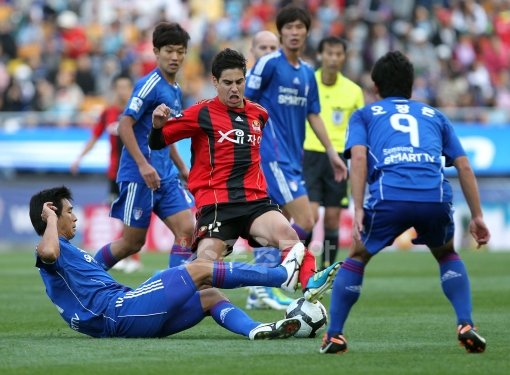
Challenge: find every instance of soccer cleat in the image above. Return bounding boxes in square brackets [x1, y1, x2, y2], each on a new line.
[457, 324, 486, 353]
[249, 318, 301, 340]
[304, 261, 342, 302]
[280, 242, 305, 292]
[270, 288, 293, 306]
[319, 333, 348, 354]
[245, 287, 269, 310]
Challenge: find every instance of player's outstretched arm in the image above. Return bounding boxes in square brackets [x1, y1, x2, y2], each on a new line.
[350, 145, 368, 241]
[453, 156, 490, 248]
[37, 202, 60, 263]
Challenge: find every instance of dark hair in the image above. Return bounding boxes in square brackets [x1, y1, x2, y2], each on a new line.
[111, 73, 132, 87]
[152, 22, 190, 50]
[276, 5, 311, 33]
[371, 51, 414, 99]
[211, 48, 247, 80]
[318, 36, 347, 53]
[29, 186, 73, 236]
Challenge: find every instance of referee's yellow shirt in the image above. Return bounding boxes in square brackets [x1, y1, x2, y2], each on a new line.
[304, 69, 364, 153]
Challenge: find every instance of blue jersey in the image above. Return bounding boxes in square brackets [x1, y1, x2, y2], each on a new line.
[345, 97, 466, 204]
[245, 50, 321, 171]
[36, 238, 128, 337]
[117, 68, 182, 183]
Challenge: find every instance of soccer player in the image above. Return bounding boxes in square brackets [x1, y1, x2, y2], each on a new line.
[320, 51, 490, 354]
[93, 22, 195, 271]
[70, 74, 142, 273]
[149, 48, 335, 301]
[244, 5, 347, 299]
[245, 30, 294, 311]
[30, 186, 303, 339]
[303, 37, 364, 268]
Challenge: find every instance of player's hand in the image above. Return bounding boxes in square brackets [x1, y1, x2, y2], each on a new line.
[327, 151, 348, 182]
[41, 202, 58, 222]
[469, 216, 490, 249]
[70, 159, 80, 175]
[152, 104, 170, 129]
[139, 163, 161, 190]
[352, 208, 364, 241]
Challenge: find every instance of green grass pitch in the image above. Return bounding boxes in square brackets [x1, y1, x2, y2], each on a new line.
[0, 248, 508, 375]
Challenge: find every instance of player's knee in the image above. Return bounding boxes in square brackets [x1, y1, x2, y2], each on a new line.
[199, 288, 229, 312]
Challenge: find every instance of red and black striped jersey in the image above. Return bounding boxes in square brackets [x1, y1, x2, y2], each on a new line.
[161, 96, 269, 208]
[92, 105, 123, 181]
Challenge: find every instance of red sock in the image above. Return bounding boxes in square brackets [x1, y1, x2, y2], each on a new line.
[280, 246, 316, 290]
[130, 253, 140, 261]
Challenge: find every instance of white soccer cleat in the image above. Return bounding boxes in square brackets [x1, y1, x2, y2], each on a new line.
[248, 318, 301, 340]
[280, 242, 305, 292]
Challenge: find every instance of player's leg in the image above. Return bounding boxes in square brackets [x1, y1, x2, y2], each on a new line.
[95, 182, 150, 270]
[422, 202, 486, 353]
[156, 178, 195, 268]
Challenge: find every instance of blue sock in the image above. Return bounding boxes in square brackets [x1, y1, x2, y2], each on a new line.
[212, 262, 286, 288]
[292, 223, 310, 241]
[210, 300, 260, 336]
[94, 243, 118, 270]
[328, 258, 365, 337]
[254, 247, 280, 267]
[439, 253, 473, 325]
[169, 244, 192, 268]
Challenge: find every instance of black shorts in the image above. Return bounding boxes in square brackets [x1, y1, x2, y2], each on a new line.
[303, 150, 348, 208]
[192, 198, 280, 254]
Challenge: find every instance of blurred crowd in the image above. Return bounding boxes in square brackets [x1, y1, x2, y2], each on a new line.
[1, 0, 510, 127]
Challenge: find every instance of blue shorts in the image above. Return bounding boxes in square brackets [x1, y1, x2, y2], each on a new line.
[362, 201, 455, 254]
[262, 161, 308, 206]
[110, 266, 205, 337]
[111, 176, 194, 228]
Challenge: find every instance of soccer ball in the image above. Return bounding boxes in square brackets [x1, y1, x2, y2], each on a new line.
[285, 297, 327, 338]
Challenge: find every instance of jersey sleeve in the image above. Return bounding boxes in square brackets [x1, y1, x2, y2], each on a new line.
[344, 109, 367, 159]
[162, 105, 201, 144]
[91, 110, 107, 138]
[245, 57, 274, 102]
[123, 80, 157, 122]
[306, 69, 321, 115]
[441, 115, 466, 166]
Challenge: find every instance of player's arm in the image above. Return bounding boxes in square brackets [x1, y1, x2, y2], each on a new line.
[307, 113, 348, 181]
[453, 156, 490, 248]
[349, 145, 367, 241]
[36, 202, 60, 263]
[71, 112, 106, 174]
[118, 114, 160, 190]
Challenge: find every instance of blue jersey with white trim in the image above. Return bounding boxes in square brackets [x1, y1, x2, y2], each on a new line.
[36, 238, 128, 337]
[345, 97, 466, 204]
[117, 68, 182, 183]
[245, 50, 320, 170]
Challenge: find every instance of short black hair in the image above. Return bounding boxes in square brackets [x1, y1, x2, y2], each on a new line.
[211, 48, 247, 80]
[29, 186, 73, 236]
[318, 36, 347, 53]
[152, 22, 190, 50]
[111, 73, 132, 87]
[276, 5, 311, 34]
[371, 51, 414, 99]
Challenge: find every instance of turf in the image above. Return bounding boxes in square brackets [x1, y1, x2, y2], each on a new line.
[0, 248, 508, 375]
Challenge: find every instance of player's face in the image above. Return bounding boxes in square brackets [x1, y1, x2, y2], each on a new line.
[214, 68, 245, 108]
[320, 43, 345, 73]
[114, 78, 133, 106]
[252, 37, 279, 60]
[155, 44, 187, 78]
[57, 199, 77, 240]
[280, 20, 308, 52]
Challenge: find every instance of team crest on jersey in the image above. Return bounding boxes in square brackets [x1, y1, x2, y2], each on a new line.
[332, 109, 343, 126]
[133, 207, 143, 221]
[129, 97, 143, 112]
[289, 180, 298, 192]
[251, 120, 261, 133]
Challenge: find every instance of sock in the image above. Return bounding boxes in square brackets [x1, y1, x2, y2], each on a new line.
[438, 253, 473, 326]
[210, 300, 259, 336]
[212, 262, 287, 289]
[169, 244, 192, 268]
[254, 247, 280, 267]
[291, 223, 309, 241]
[328, 258, 365, 337]
[280, 245, 316, 290]
[94, 243, 118, 270]
[322, 228, 339, 268]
